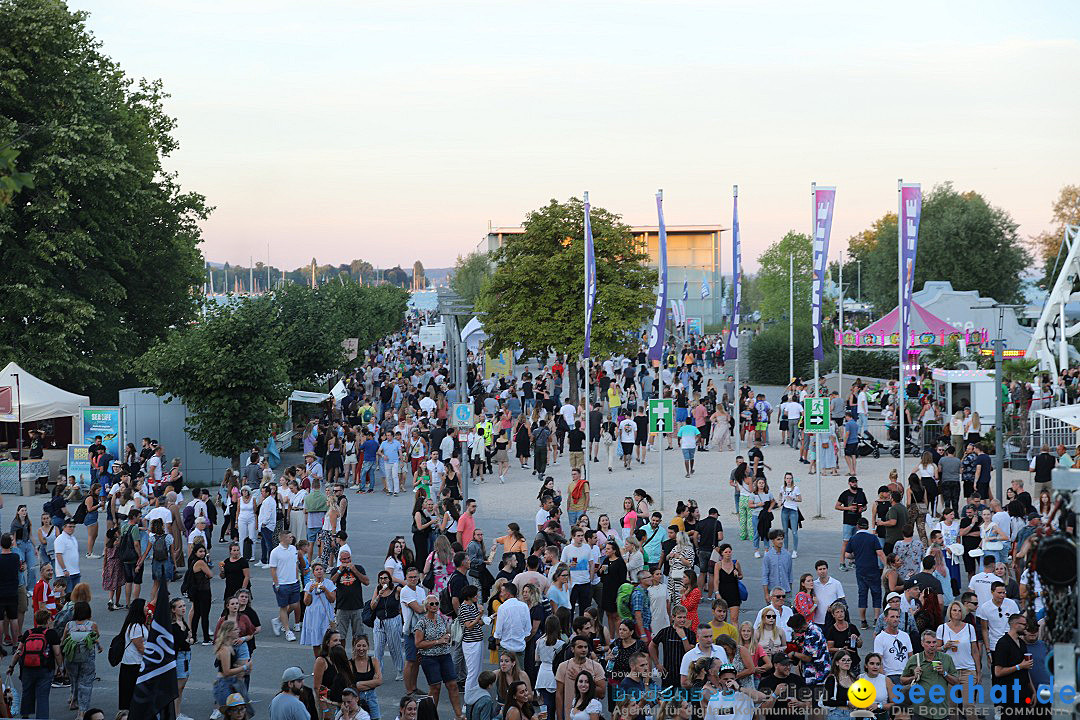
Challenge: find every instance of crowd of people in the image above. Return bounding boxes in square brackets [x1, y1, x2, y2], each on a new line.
[1, 313, 1068, 720]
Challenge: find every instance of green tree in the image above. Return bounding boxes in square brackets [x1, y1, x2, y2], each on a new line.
[848, 183, 1031, 314]
[0, 0, 208, 396]
[756, 232, 813, 325]
[1031, 184, 1080, 287]
[0, 146, 33, 205]
[480, 198, 656, 385]
[139, 296, 289, 465]
[450, 251, 492, 307]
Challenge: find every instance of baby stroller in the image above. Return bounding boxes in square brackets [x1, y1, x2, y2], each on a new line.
[888, 423, 924, 457]
[856, 430, 887, 459]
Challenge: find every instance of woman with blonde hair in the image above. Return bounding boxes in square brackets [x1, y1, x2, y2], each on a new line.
[936, 600, 979, 694]
[750, 610, 785, 679]
[622, 536, 644, 581]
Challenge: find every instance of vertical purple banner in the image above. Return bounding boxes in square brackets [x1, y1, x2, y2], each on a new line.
[725, 189, 741, 360]
[646, 191, 668, 363]
[811, 186, 836, 361]
[584, 192, 596, 359]
[899, 183, 922, 367]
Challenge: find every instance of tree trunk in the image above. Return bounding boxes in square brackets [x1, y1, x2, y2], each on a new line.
[568, 359, 579, 405]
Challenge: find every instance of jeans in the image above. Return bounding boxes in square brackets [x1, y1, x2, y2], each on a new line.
[65, 572, 82, 593]
[359, 460, 377, 491]
[539, 689, 557, 720]
[780, 507, 799, 551]
[260, 526, 274, 565]
[568, 511, 582, 526]
[940, 482, 960, 515]
[570, 583, 592, 616]
[373, 615, 404, 676]
[753, 510, 764, 550]
[15, 539, 36, 589]
[20, 666, 53, 719]
[358, 689, 382, 720]
[336, 608, 366, 648]
[855, 569, 883, 610]
[68, 658, 96, 712]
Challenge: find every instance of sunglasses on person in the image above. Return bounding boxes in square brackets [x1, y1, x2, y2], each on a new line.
[427, 601, 440, 607]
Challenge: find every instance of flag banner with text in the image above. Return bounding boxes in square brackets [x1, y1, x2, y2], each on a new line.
[584, 194, 597, 359]
[811, 186, 837, 361]
[900, 183, 922, 371]
[647, 192, 668, 363]
[725, 191, 742, 360]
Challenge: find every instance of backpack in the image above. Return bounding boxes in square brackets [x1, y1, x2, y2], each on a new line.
[20, 628, 50, 669]
[108, 632, 127, 667]
[180, 567, 194, 598]
[616, 583, 636, 620]
[61, 627, 97, 664]
[151, 533, 168, 563]
[117, 526, 138, 564]
[182, 504, 196, 533]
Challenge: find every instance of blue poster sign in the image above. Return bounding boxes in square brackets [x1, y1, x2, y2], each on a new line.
[67, 444, 93, 490]
[80, 406, 121, 457]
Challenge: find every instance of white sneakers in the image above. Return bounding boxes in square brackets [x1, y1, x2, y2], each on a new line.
[792, 551, 799, 559]
[271, 618, 282, 636]
[285, 629, 297, 642]
[754, 551, 761, 558]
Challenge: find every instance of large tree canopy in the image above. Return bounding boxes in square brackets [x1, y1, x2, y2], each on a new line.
[0, 0, 209, 395]
[480, 198, 656, 360]
[139, 281, 407, 462]
[450, 251, 492, 308]
[846, 183, 1031, 313]
[756, 231, 813, 324]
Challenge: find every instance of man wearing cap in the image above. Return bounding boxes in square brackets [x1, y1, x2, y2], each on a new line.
[270, 667, 311, 720]
[874, 591, 919, 637]
[1013, 510, 1043, 566]
[757, 653, 810, 716]
[704, 664, 764, 720]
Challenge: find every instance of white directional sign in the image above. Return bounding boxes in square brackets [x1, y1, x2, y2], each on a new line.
[451, 403, 474, 428]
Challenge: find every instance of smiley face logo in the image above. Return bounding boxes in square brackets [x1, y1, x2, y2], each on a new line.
[848, 678, 877, 709]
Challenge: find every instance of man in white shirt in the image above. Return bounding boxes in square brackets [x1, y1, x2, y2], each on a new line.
[144, 495, 172, 532]
[679, 625, 729, 687]
[559, 401, 576, 429]
[560, 528, 594, 616]
[187, 516, 208, 549]
[873, 607, 913, 682]
[811, 561, 846, 626]
[146, 446, 164, 492]
[493, 583, 531, 660]
[268, 531, 301, 642]
[754, 591, 795, 641]
[257, 485, 278, 567]
[535, 496, 555, 533]
[968, 556, 999, 607]
[975, 581, 1020, 652]
[418, 395, 437, 415]
[618, 417, 637, 468]
[54, 519, 81, 591]
[439, 429, 457, 464]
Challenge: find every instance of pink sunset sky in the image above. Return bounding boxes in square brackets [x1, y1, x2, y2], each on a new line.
[69, 0, 1080, 271]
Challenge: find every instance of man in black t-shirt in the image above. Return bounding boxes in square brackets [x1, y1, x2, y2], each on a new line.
[695, 508, 723, 592]
[991, 613, 1034, 712]
[1031, 444, 1055, 498]
[588, 404, 603, 462]
[447, 552, 471, 616]
[6, 609, 62, 718]
[331, 550, 368, 648]
[0, 534, 22, 643]
[835, 476, 868, 571]
[757, 653, 810, 716]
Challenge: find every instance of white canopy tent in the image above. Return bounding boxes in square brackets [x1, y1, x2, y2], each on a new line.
[0, 362, 89, 423]
[1035, 404, 1080, 427]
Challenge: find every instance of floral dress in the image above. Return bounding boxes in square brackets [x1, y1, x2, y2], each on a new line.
[102, 543, 124, 592]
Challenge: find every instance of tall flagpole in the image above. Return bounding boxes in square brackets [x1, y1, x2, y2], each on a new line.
[732, 185, 740, 455]
[812, 182, 822, 518]
[898, 179, 906, 482]
[583, 191, 592, 475]
[789, 253, 794, 383]
[838, 254, 844, 407]
[657, 189, 665, 510]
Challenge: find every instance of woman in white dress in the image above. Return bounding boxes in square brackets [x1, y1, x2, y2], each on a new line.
[236, 486, 258, 562]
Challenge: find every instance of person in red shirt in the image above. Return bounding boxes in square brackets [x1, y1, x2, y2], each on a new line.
[457, 499, 477, 548]
[31, 564, 60, 618]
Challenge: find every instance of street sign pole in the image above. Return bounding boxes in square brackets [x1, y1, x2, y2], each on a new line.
[804, 397, 829, 518]
[649, 398, 673, 511]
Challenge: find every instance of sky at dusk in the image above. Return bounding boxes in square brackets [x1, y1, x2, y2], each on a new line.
[68, 0, 1080, 272]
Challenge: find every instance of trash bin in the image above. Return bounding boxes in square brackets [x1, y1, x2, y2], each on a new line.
[20, 477, 35, 496]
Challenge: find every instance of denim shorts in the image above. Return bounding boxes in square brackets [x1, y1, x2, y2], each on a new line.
[274, 581, 301, 608]
[419, 652, 455, 685]
[84, 512, 98, 526]
[176, 650, 191, 679]
[842, 524, 857, 541]
[403, 633, 417, 662]
[682, 448, 695, 461]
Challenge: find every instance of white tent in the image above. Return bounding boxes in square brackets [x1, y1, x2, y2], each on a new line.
[0, 362, 89, 423]
[1035, 404, 1080, 427]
